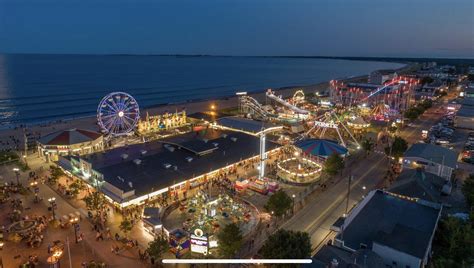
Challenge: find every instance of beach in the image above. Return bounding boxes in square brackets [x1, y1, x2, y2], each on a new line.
[0, 70, 378, 154]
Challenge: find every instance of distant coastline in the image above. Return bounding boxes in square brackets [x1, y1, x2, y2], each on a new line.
[4, 53, 473, 65]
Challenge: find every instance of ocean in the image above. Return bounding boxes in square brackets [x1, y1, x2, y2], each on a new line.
[0, 54, 405, 126]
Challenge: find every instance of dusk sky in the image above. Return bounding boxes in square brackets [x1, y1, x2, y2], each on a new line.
[0, 0, 473, 58]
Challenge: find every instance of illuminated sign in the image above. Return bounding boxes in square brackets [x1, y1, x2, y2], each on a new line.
[190, 229, 208, 255]
[313, 121, 338, 129]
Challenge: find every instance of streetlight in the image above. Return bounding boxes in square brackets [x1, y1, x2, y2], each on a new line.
[48, 197, 56, 219]
[13, 168, 20, 185]
[292, 194, 296, 214]
[362, 186, 366, 190]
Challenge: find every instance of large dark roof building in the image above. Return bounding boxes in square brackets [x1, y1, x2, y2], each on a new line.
[333, 190, 441, 268]
[60, 128, 280, 207]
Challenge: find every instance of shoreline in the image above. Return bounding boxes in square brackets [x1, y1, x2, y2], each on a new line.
[0, 61, 413, 150]
[0, 75, 366, 152]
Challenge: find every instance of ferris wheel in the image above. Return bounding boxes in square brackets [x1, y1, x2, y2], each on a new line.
[97, 92, 140, 135]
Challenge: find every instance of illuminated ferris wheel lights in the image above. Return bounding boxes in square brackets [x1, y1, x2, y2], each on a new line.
[97, 92, 140, 136]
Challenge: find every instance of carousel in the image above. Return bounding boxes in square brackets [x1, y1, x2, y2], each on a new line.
[276, 153, 323, 185]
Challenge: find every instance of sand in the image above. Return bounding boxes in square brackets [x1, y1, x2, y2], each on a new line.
[0, 75, 367, 151]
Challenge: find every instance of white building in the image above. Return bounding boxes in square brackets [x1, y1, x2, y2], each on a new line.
[369, 69, 397, 84]
[402, 143, 458, 180]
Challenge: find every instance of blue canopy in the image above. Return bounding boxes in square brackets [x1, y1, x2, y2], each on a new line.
[295, 139, 348, 158]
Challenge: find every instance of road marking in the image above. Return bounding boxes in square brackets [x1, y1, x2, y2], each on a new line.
[302, 156, 385, 233]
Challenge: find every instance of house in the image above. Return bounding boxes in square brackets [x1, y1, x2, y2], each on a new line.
[402, 143, 458, 180]
[333, 190, 442, 268]
[369, 69, 397, 85]
[389, 169, 450, 203]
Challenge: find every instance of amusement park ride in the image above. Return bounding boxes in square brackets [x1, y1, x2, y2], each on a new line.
[97, 92, 140, 136]
[330, 76, 419, 121]
[303, 111, 360, 148]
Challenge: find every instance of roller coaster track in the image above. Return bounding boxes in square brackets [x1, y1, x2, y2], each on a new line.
[266, 89, 309, 114]
[240, 95, 275, 119]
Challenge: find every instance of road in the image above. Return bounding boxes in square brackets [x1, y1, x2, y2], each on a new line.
[281, 99, 449, 254]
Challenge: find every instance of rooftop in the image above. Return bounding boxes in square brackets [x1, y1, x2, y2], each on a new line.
[38, 128, 102, 146]
[457, 105, 474, 117]
[81, 129, 279, 200]
[389, 169, 446, 203]
[310, 245, 384, 268]
[337, 190, 441, 259]
[403, 143, 458, 169]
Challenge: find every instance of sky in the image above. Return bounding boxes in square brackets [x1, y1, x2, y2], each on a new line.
[0, 0, 473, 58]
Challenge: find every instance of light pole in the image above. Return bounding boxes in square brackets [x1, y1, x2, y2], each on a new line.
[23, 155, 28, 167]
[13, 168, 20, 185]
[48, 197, 56, 219]
[292, 194, 296, 214]
[345, 175, 353, 214]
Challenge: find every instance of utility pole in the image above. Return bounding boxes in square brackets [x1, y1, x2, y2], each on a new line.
[345, 175, 353, 214]
[67, 236, 72, 268]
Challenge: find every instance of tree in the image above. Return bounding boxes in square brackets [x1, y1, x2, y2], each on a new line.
[323, 153, 345, 176]
[146, 236, 169, 264]
[217, 223, 243, 258]
[83, 191, 106, 214]
[419, 99, 433, 110]
[48, 165, 64, 184]
[361, 138, 374, 156]
[385, 136, 408, 160]
[462, 174, 474, 209]
[261, 229, 311, 259]
[119, 219, 133, 238]
[420, 76, 434, 86]
[404, 107, 420, 121]
[68, 180, 85, 198]
[264, 189, 293, 217]
[431, 216, 473, 267]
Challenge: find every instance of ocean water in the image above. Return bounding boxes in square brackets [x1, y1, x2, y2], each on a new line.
[0, 54, 404, 126]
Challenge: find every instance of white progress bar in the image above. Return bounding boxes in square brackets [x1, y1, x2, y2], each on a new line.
[163, 259, 312, 264]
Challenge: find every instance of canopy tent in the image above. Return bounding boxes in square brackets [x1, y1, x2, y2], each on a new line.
[294, 139, 348, 158]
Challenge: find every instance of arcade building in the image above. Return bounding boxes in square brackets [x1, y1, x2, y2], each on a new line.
[58, 128, 280, 209]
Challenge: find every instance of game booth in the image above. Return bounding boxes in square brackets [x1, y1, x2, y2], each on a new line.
[169, 229, 190, 258]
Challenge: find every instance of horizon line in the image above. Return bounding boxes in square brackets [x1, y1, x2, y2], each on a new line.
[1, 53, 473, 61]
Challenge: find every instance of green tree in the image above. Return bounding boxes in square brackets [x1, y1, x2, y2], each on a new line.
[264, 189, 293, 217]
[361, 138, 374, 156]
[431, 216, 473, 267]
[261, 229, 312, 259]
[83, 191, 106, 214]
[68, 180, 85, 198]
[49, 165, 64, 184]
[385, 136, 408, 160]
[323, 153, 345, 176]
[404, 108, 420, 121]
[462, 174, 474, 209]
[420, 76, 434, 86]
[217, 223, 243, 258]
[146, 236, 169, 264]
[119, 219, 133, 238]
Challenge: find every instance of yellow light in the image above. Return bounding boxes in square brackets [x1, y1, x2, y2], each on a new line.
[210, 104, 216, 110]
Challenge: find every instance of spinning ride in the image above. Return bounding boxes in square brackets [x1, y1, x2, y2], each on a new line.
[97, 92, 140, 135]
